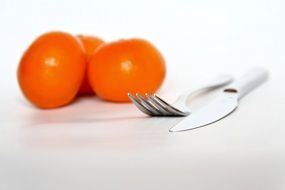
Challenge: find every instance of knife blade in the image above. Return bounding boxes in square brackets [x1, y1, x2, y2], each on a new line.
[170, 67, 269, 132]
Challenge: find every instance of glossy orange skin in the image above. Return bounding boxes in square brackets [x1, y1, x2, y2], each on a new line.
[18, 31, 86, 108]
[77, 35, 104, 95]
[88, 38, 166, 102]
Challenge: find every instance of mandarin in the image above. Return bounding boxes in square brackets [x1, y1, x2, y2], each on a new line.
[77, 35, 104, 95]
[18, 31, 86, 108]
[88, 38, 166, 102]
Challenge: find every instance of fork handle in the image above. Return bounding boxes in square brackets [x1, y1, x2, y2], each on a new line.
[224, 67, 269, 99]
[175, 74, 234, 105]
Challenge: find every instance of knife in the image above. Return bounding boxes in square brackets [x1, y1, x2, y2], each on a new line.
[170, 67, 269, 132]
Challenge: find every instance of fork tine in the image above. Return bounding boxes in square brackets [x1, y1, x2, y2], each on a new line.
[129, 92, 190, 117]
[145, 93, 173, 116]
[153, 94, 190, 116]
[136, 93, 162, 115]
[128, 93, 154, 116]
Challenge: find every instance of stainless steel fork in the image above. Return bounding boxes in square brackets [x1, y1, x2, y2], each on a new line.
[128, 75, 234, 117]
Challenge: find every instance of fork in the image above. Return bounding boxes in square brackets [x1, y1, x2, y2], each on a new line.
[128, 75, 234, 117]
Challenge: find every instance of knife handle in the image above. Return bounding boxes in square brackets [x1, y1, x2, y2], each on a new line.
[224, 67, 269, 99]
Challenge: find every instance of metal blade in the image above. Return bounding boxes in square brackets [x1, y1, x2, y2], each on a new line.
[169, 92, 239, 132]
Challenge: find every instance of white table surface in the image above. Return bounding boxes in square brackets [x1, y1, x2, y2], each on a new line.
[1, 0, 285, 189]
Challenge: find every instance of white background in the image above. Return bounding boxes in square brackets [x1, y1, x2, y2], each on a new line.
[0, 0, 285, 189]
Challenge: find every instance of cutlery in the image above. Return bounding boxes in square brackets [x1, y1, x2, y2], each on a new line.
[170, 67, 269, 132]
[128, 75, 234, 116]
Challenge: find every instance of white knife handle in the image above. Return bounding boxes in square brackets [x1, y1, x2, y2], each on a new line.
[224, 67, 269, 99]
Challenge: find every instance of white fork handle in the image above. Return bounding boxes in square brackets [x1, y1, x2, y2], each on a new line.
[175, 74, 234, 105]
[224, 67, 269, 100]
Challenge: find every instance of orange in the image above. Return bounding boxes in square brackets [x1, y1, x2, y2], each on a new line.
[18, 31, 86, 108]
[88, 38, 166, 102]
[77, 35, 104, 95]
